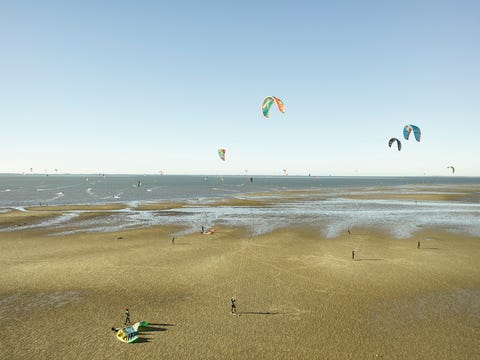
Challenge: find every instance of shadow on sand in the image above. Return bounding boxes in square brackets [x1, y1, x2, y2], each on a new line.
[355, 258, 384, 261]
[238, 311, 281, 316]
[139, 323, 175, 333]
[419, 247, 439, 250]
[135, 337, 152, 344]
[132, 323, 175, 344]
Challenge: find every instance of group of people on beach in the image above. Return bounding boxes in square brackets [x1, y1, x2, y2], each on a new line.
[118, 228, 426, 338]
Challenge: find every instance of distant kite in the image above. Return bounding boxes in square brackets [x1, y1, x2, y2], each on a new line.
[388, 138, 402, 151]
[262, 96, 285, 118]
[403, 124, 421, 142]
[447, 166, 455, 174]
[218, 148, 226, 161]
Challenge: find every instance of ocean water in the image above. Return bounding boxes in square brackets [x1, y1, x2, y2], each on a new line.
[1, 174, 479, 238]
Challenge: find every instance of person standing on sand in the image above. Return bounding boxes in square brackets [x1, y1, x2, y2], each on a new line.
[230, 297, 237, 315]
[348, 228, 351, 236]
[124, 308, 131, 325]
[172, 237, 175, 245]
[352, 250, 355, 260]
[417, 241, 420, 249]
[201, 226, 204, 233]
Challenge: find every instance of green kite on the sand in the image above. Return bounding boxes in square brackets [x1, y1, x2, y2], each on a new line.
[115, 321, 149, 343]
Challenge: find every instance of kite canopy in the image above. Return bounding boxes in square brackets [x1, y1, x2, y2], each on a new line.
[262, 96, 285, 118]
[447, 166, 455, 174]
[218, 148, 226, 161]
[116, 327, 138, 343]
[403, 124, 421, 142]
[115, 322, 148, 343]
[388, 137, 402, 151]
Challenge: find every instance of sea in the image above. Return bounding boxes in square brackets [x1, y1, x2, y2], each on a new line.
[1, 174, 479, 238]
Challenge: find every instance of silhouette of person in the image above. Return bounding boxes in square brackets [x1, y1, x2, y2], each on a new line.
[417, 241, 420, 249]
[352, 250, 355, 260]
[230, 297, 237, 315]
[124, 308, 131, 325]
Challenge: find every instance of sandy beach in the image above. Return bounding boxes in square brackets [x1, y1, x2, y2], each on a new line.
[1, 202, 479, 360]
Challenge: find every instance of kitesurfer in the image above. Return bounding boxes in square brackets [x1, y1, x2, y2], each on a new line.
[230, 297, 237, 315]
[201, 226, 204, 234]
[124, 308, 131, 325]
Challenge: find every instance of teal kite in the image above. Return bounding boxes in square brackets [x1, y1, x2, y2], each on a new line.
[403, 124, 421, 142]
[262, 96, 285, 118]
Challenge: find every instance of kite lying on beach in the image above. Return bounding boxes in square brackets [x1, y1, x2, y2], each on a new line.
[113, 321, 149, 343]
[202, 228, 216, 235]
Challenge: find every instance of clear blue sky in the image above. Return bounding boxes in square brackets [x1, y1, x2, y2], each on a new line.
[1, 0, 479, 176]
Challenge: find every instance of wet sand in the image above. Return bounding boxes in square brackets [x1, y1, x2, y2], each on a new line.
[1, 216, 479, 359]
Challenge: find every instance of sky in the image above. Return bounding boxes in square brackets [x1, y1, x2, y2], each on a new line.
[1, 0, 479, 176]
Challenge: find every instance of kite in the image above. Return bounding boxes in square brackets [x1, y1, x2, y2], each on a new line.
[447, 166, 455, 174]
[218, 148, 226, 161]
[114, 321, 149, 343]
[262, 96, 285, 118]
[388, 138, 402, 151]
[403, 124, 421, 142]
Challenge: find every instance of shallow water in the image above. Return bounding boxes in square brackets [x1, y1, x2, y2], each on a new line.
[1, 175, 479, 238]
[1, 174, 479, 207]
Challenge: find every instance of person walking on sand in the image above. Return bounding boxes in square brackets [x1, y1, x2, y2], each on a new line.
[348, 228, 351, 236]
[230, 297, 237, 315]
[417, 241, 420, 249]
[124, 308, 131, 325]
[172, 236, 175, 245]
[352, 250, 355, 260]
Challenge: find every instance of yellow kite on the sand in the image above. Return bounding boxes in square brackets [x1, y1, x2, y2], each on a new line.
[113, 321, 149, 343]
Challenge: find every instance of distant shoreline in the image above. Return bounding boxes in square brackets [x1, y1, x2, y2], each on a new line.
[2, 173, 480, 178]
